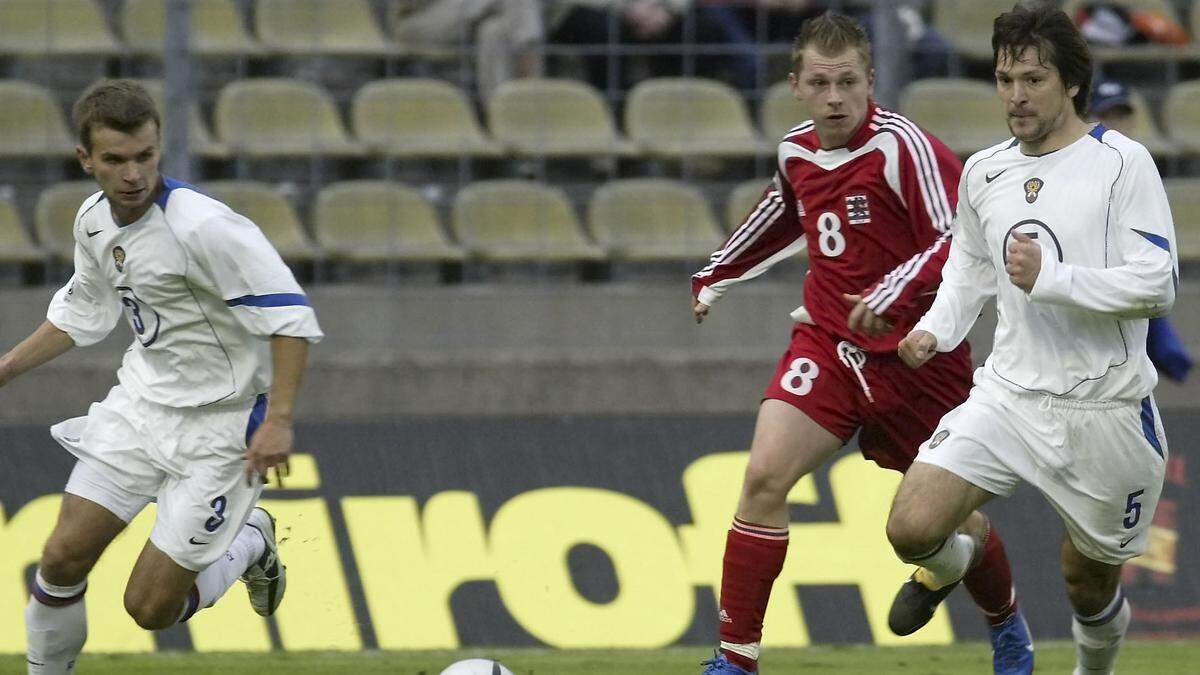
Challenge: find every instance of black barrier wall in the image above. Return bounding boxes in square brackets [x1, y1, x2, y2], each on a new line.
[0, 413, 1196, 653]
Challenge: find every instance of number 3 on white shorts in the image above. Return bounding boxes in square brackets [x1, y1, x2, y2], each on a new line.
[781, 357, 820, 396]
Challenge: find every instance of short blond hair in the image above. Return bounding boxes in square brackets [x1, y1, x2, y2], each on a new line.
[791, 11, 872, 73]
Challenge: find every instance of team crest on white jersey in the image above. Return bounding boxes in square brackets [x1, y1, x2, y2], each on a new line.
[112, 246, 126, 272]
[1024, 178, 1044, 204]
[845, 194, 871, 224]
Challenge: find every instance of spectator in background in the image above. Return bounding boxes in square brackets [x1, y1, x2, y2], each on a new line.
[1090, 78, 1139, 137]
[392, 0, 544, 99]
[548, 1, 757, 94]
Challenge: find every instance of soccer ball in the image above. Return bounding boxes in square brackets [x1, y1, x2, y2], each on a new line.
[438, 658, 516, 675]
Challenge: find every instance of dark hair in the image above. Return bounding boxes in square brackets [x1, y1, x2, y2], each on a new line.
[792, 11, 872, 73]
[992, 2, 1093, 116]
[72, 79, 160, 153]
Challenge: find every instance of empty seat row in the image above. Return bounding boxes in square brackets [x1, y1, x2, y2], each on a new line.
[14, 178, 767, 266]
[8, 175, 1200, 272]
[0, 76, 781, 161]
[12, 73, 1199, 164]
[1, 0, 422, 58]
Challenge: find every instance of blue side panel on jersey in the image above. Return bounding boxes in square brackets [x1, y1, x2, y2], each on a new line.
[1133, 228, 1171, 253]
[246, 393, 268, 445]
[155, 175, 202, 209]
[1140, 396, 1164, 458]
[1089, 123, 1108, 141]
[225, 293, 309, 308]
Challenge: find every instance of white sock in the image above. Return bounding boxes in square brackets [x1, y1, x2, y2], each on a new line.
[903, 533, 975, 589]
[26, 570, 88, 675]
[1072, 587, 1130, 675]
[177, 524, 266, 622]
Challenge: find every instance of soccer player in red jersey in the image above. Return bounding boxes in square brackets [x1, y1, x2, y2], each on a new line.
[694, 12, 1031, 675]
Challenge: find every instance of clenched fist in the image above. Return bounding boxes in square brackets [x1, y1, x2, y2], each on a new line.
[898, 329, 938, 369]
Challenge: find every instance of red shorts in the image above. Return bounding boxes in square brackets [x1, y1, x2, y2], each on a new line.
[763, 322, 973, 473]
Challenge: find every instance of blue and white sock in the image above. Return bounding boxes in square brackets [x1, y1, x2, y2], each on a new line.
[26, 570, 87, 674]
[1072, 587, 1130, 675]
[178, 523, 265, 622]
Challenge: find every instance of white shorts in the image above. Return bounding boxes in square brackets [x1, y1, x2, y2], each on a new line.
[55, 384, 268, 572]
[915, 381, 1168, 565]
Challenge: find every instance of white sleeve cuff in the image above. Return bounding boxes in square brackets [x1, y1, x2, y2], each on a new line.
[1028, 249, 1073, 305]
[696, 285, 722, 306]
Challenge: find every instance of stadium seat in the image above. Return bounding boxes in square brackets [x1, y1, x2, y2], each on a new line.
[215, 79, 365, 157]
[255, 0, 393, 56]
[1062, 0, 1190, 63]
[932, 0, 1021, 61]
[0, 0, 122, 57]
[626, 78, 771, 158]
[35, 181, 99, 261]
[122, 0, 260, 58]
[487, 78, 638, 158]
[314, 181, 464, 262]
[1163, 178, 1200, 261]
[900, 78, 1006, 156]
[1165, 80, 1200, 154]
[1118, 89, 1177, 159]
[587, 179, 724, 262]
[0, 199, 43, 263]
[0, 80, 76, 158]
[451, 181, 604, 262]
[760, 80, 810, 142]
[127, 79, 230, 160]
[202, 181, 318, 261]
[351, 79, 502, 158]
[726, 179, 773, 233]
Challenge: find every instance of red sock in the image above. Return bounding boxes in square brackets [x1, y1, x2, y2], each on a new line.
[717, 518, 788, 672]
[962, 525, 1018, 626]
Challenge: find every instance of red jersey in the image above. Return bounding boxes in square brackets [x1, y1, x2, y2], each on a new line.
[693, 103, 961, 353]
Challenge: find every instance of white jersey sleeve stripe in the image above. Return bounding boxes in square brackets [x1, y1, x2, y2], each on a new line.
[864, 231, 950, 313]
[877, 110, 954, 225]
[695, 191, 783, 278]
[875, 111, 954, 230]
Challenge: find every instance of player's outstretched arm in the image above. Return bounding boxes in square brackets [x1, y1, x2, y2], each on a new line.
[244, 335, 309, 486]
[0, 321, 76, 387]
[898, 330, 938, 369]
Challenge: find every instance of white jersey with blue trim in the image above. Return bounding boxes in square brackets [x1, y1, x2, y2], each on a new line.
[915, 124, 1178, 401]
[47, 177, 323, 408]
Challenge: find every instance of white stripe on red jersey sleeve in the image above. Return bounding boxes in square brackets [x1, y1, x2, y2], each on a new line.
[691, 173, 807, 306]
[859, 111, 962, 320]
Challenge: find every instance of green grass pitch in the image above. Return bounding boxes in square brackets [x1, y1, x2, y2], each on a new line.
[3, 641, 1199, 674]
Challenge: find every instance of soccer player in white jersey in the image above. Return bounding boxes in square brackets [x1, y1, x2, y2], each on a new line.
[886, 6, 1176, 675]
[0, 80, 323, 674]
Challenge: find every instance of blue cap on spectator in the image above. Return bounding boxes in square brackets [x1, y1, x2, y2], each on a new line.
[1091, 79, 1133, 115]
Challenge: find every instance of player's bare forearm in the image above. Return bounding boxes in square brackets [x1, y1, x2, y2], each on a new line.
[264, 335, 308, 422]
[0, 321, 76, 387]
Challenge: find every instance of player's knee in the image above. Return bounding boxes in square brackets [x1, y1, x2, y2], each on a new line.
[1062, 565, 1119, 611]
[742, 460, 794, 502]
[39, 538, 90, 586]
[123, 588, 178, 631]
[885, 510, 942, 560]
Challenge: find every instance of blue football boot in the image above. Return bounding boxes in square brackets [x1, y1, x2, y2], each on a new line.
[989, 610, 1035, 675]
[701, 651, 754, 675]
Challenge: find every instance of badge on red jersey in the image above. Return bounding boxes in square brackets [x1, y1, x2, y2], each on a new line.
[845, 194, 871, 225]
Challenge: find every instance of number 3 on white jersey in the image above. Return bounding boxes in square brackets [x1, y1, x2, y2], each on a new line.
[781, 357, 820, 396]
[816, 211, 846, 257]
